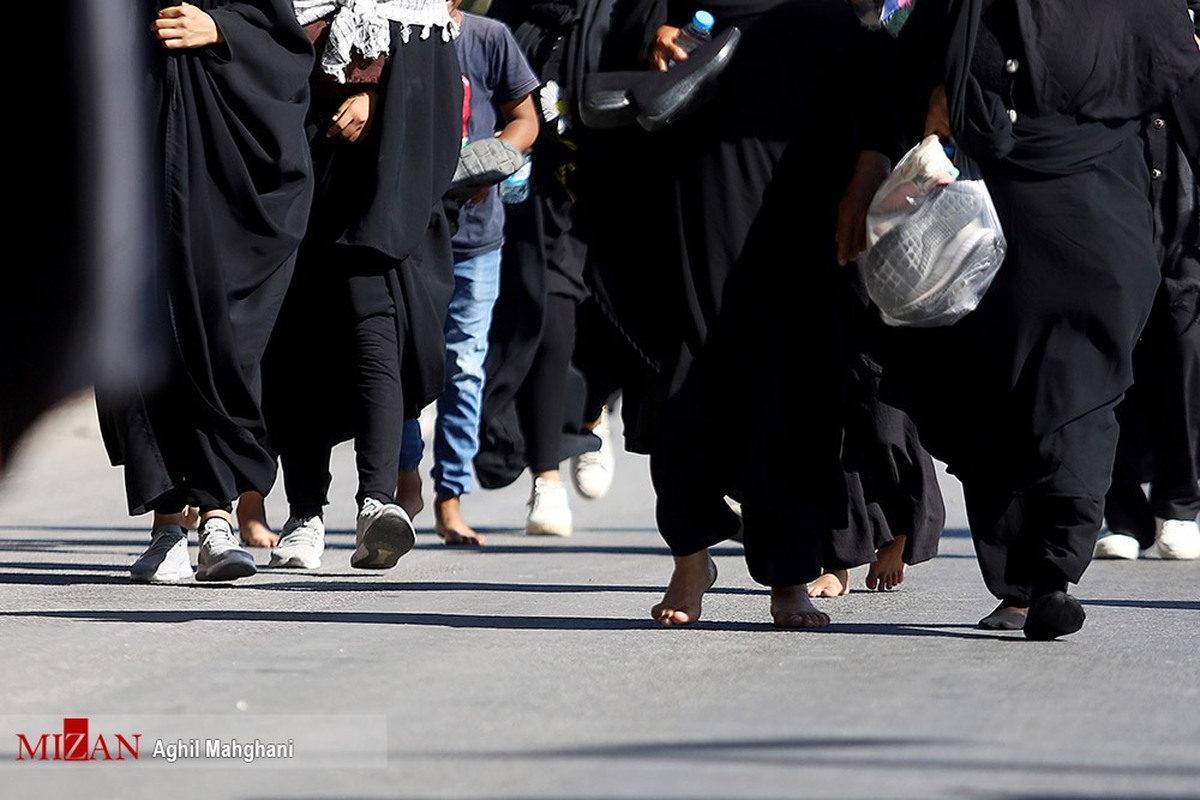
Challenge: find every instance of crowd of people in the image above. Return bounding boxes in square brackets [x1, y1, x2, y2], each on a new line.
[9, 0, 1197, 642]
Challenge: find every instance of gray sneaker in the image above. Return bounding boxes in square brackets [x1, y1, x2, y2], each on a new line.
[351, 497, 416, 569]
[196, 517, 257, 581]
[269, 515, 326, 569]
[130, 525, 193, 583]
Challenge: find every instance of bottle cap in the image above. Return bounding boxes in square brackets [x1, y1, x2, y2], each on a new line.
[692, 10, 714, 32]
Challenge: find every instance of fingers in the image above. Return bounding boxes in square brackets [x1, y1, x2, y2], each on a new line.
[326, 95, 374, 141]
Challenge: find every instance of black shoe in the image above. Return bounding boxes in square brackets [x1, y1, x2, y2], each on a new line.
[1023, 591, 1086, 640]
[578, 26, 742, 133]
[634, 26, 742, 132]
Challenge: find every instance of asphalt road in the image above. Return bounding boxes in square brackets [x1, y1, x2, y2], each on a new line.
[0, 394, 1196, 799]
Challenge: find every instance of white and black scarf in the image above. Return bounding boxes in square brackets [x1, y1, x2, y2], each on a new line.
[293, 0, 458, 81]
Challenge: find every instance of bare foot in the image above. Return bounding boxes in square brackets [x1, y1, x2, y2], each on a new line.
[236, 492, 278, 548]
[434, 494, 485, 546]
[771, 586, 831, 628]
[651, 551, 718, 627]
[866, 534, 907, 591]
[978, 602, 1028, 630]
[807, 569, 850, 598]
[396, 469, 425, 521]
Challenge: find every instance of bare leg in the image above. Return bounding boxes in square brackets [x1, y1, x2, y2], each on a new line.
[807, 569, 850, 598]
[771, 585, 831, 628]
[395, 468, 425, 521]
[866, 534, 907, 591]
[434, 494, 485, 546]
[651, 550, 718, 627]
[236, 491, 278, 548]
[182, 507, 200, 531]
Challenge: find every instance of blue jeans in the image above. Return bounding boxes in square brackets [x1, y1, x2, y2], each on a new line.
[400, 248, 502, 497]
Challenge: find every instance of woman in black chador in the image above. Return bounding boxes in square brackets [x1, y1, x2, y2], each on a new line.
[98, 1, 313, 583]
[883, 0, 1200, 638]
[592, 0, 908, 627]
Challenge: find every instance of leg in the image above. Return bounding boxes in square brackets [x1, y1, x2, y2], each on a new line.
[236, 491, 278, 548]
[866, 534, 907, 591]
[431, 250, 503, 545]
[739, 505, 829, 628]
[519, 294, 578, 536]
[345, 271, 415, 569]
[649, 446, 741, 626]
[397, 417, 425, 520]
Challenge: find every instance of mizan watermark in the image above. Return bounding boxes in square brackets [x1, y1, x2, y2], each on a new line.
[4, 715, 386, 768]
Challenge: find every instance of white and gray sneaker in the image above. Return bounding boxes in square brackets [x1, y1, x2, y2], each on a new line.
[130, 525, 193, 583]
[571, 406, 615, 500]
[351, 497, 416, 569]
[269, 515, 326, 569]
[526, 477, 572, 536]
[196, 517, 257, 581]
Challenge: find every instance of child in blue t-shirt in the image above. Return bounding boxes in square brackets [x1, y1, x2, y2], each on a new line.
[397, 2, 540, 545]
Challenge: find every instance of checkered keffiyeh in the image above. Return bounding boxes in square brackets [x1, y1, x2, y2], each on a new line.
[293, 0, 459, 81]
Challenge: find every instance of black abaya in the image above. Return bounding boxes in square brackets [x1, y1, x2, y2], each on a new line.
[97, 0, 314, 514]
[883, 0, 1200, 601]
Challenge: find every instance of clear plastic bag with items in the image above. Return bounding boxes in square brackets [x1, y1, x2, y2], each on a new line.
[862, 135, 1006, 327]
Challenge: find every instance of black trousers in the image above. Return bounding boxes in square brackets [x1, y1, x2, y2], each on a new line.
[650, 444, 823, 587]
[516, 293, 577, 474]
[1105, 283, 1200, 547]
[272, 247, 405, 519]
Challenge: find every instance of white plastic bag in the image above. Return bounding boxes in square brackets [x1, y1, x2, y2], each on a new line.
[862, 135, 1006, 327]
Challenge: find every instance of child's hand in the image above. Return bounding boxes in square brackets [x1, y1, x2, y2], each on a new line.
[153, 3, 223, 49]
[327, 92, 378, 142]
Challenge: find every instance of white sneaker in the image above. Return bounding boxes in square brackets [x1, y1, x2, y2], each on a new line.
[130, 526, 193, 583]
[1151, 518, 1200, 560]
[351, 497, 416, 569]
[526, 477, 572, 536]
[269, 516, 325, 569]
[1094, 531, 1140, 560]
[571, 406, 615, 500]
[196, 517, 257, 581]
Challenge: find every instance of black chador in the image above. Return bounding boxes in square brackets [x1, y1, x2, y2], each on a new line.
[98, 0, 314, 515]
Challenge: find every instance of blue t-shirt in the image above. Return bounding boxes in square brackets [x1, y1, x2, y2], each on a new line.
[452, 13, 541, 259]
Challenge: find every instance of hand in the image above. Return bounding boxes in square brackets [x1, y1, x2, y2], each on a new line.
[153, 3, 223, 49]
[650, 25, 689, 72]
[924, 84, 951, 139]
[326, 92, 378, 142]
[836, 151, 892, 266]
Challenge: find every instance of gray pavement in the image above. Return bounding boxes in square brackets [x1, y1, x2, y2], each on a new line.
[0, 393, 1197, 799]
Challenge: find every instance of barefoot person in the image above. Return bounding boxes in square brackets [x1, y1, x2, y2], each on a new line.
[596, 0, 908, 627]
[396, 0, 540, 547]
[99, 0, 312, 583]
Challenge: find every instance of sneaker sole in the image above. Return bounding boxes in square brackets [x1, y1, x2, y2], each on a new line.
[525, 522, 572, 537]
[268, 554, 323, 569]
[351, 511, 416, 570]
[195, 553, 258, 582]
[130, 567, 194, 584]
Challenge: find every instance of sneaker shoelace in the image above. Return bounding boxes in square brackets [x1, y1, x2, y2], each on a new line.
[201, 520, 239, 550]
[282, 520, 321, 546]
[359, 497, 384, 518]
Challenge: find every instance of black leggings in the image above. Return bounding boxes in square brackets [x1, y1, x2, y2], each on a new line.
[517, 294, 576, 473]
[277, 266, 404, 519]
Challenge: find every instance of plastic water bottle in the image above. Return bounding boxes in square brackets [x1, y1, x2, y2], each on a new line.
[499, 155, 532, 204]
[669, 10, 714, 67]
